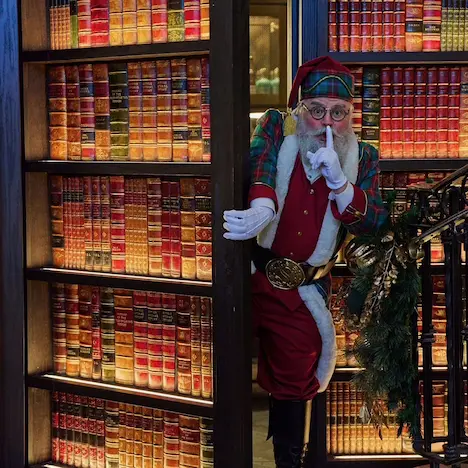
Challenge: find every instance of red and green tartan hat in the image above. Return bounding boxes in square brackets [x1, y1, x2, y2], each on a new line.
[288, 56, 354, 109]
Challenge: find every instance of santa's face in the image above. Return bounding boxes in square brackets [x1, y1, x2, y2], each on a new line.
[295, 96, 355, 161]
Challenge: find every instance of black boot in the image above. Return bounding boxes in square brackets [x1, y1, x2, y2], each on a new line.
[268, 397, 311, 468]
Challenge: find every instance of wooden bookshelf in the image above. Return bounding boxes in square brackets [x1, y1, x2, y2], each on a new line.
[329, 51, 468, 65]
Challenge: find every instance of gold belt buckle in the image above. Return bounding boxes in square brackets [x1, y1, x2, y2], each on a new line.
[265, 258, 306, 290]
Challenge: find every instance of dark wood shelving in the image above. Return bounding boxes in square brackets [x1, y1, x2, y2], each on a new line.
[25, 267, 212, 296]
[380, 159, 468, 172]
[332, 367, 460, 382]
[24, 160, 212, 176]
[30, 464, 68, 468]
[328, 51, 468, 65]
[326, 456, 423, 468]
[22, 41, 210, 64]
[27, 373, 213, 418]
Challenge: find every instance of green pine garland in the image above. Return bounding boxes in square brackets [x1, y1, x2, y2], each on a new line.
[344, 193, 422, 439]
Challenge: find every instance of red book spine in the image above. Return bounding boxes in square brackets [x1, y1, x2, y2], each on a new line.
[148, 291, 163, 389]
[139, 179, 149, 275]
[100, 177, 112, 272]
[73, 393, 83, 465]
[87, 397, 97, 466]
[459, 67, 468, 157]
[141, 61, 158, 161]
[187, 58, 203, 162]
[361, 0, 373, 51]
[185, 0, 201, 40]
[91, 286, 102, 380]
[349, 0, 361, 51]
[50, 175, 65, 267]
[190, 296, 201, 396]
[79, 285, 93, 379]
[48, 66, 68, 161]
[162, 293, 177, 392]
[170, 181, 181, 279]
[124, 178, 135, 273]
[128, 62, 143, 161]
[195, 178, 212, 282]
[437, 67, 449, 157]
[66, 283, 80, 377]
[147, 177, 162, 276]
[78, 177, 86, 269]
[176, 295, 192, 394]
[63, 177, 71, 268]
[371, 0, 384, 52]
[402, 67, 415, 157]
[163, 413, 180, 466]
[66, 393, 75, 466]
[110, 176, 126, 273]
[201, 58, 211, 162]
[394, 0, 406, 50]
[161, 180, 171, 278]
[338, 0, 350, 51]
[329, 0, 339, 52]
[52, 283, 67, 375]
[172, 58, 189, 162]
[52, 391, 60, 461]
[91, 176, 102, 271]
[83, 176, 94, 270]
[70, 177, 78, 268]
[448, 66, 461, 158]
[201, 297, 212, 399]
[142, 407, 153, 466]
[118, 403, 126, 466]
[380, 67, 392, 158]
[59, 392, 67, 464]
[79, 64, 96, 161]
[90, 0, 109, 47]
[152, 0, 168, 43]
[78, 0, 92, 47]
[133, 290, 149, 387]
[423, 0, 442, 51]
[137, 0, 152, 44]
[414, 67, 427, 158]
[383, 0, 396, 51]
[426, 67, 439, 157]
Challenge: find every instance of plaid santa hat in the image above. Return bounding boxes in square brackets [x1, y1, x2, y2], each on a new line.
[288, 56, 354, 108]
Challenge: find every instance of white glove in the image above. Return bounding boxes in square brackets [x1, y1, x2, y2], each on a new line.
[223, 198, 275, 241]
[307, 126, 347, 190]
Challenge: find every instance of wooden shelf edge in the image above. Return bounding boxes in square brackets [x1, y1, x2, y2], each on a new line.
[328, 51, 468, 64]
[30, 463, 70, 468]
[25, 267, 213, 296]
[26, 373, 213, 418]
[22, 41, 210, 64]
[380, 159, 468, 172]
[326, 455, 423, 467]
[24, 160, 212, 176]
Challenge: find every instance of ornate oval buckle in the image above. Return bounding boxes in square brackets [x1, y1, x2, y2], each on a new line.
[265, 258, 306, 290]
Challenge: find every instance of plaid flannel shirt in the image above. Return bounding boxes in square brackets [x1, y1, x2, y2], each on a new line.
[250, 109, 388, 236]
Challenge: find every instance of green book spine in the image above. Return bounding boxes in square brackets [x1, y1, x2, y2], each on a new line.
[441, 0, 449, 50]
[70, 0, 78, 48]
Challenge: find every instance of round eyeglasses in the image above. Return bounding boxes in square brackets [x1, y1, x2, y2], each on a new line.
[300, 102, 351, 122]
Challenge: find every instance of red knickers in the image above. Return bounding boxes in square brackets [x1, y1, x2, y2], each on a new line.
[252, 273, 322, 400]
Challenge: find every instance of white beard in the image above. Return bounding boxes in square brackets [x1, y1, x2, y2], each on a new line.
[295, 116, 357, 169]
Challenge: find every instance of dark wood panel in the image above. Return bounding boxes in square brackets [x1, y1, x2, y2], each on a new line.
[329, 51, 468, 64]
[210, 0, 252, 467]
[27, 374, 214, 418]
[25, 160, 212, 176]
[380, 159, 468, 172]
[27, 389, 51, 465]
[0, 1, 26, 466]
[23, 41, 210, 64]
[20, 0, 47, 51]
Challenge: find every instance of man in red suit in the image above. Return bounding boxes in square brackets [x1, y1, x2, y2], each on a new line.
[224, 57, 386, 467]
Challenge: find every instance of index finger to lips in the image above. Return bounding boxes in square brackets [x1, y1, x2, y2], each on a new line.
[326, 125, 334, 150]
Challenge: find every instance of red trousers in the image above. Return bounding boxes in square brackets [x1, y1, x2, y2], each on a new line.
[252, 272, 322, 400]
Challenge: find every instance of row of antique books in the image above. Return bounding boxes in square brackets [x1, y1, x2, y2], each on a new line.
[51, 392, 213, 467]
[51, 283, 213, 397]
[49, 176, 212, 281]
[327, 380, 468, 455]
[49, 0, 209, 50]
[331, 276, 452, 369]
[48, 58, 210, 162]
[349, 65, 468, 159]
[329, 0, 466, 52]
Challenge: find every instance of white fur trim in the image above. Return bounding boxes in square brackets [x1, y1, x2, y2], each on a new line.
[298, 283, 336, 393]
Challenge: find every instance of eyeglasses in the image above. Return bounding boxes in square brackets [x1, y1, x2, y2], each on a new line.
[299, 102, 351, 122]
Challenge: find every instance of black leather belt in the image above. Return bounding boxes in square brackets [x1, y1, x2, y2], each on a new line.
[253, 243, 336, 290]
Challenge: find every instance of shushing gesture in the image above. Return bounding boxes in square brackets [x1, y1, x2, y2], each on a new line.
[307, 126, 347, 190]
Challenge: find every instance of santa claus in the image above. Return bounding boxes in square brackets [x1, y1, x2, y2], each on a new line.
[223, 56, 387, 467]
